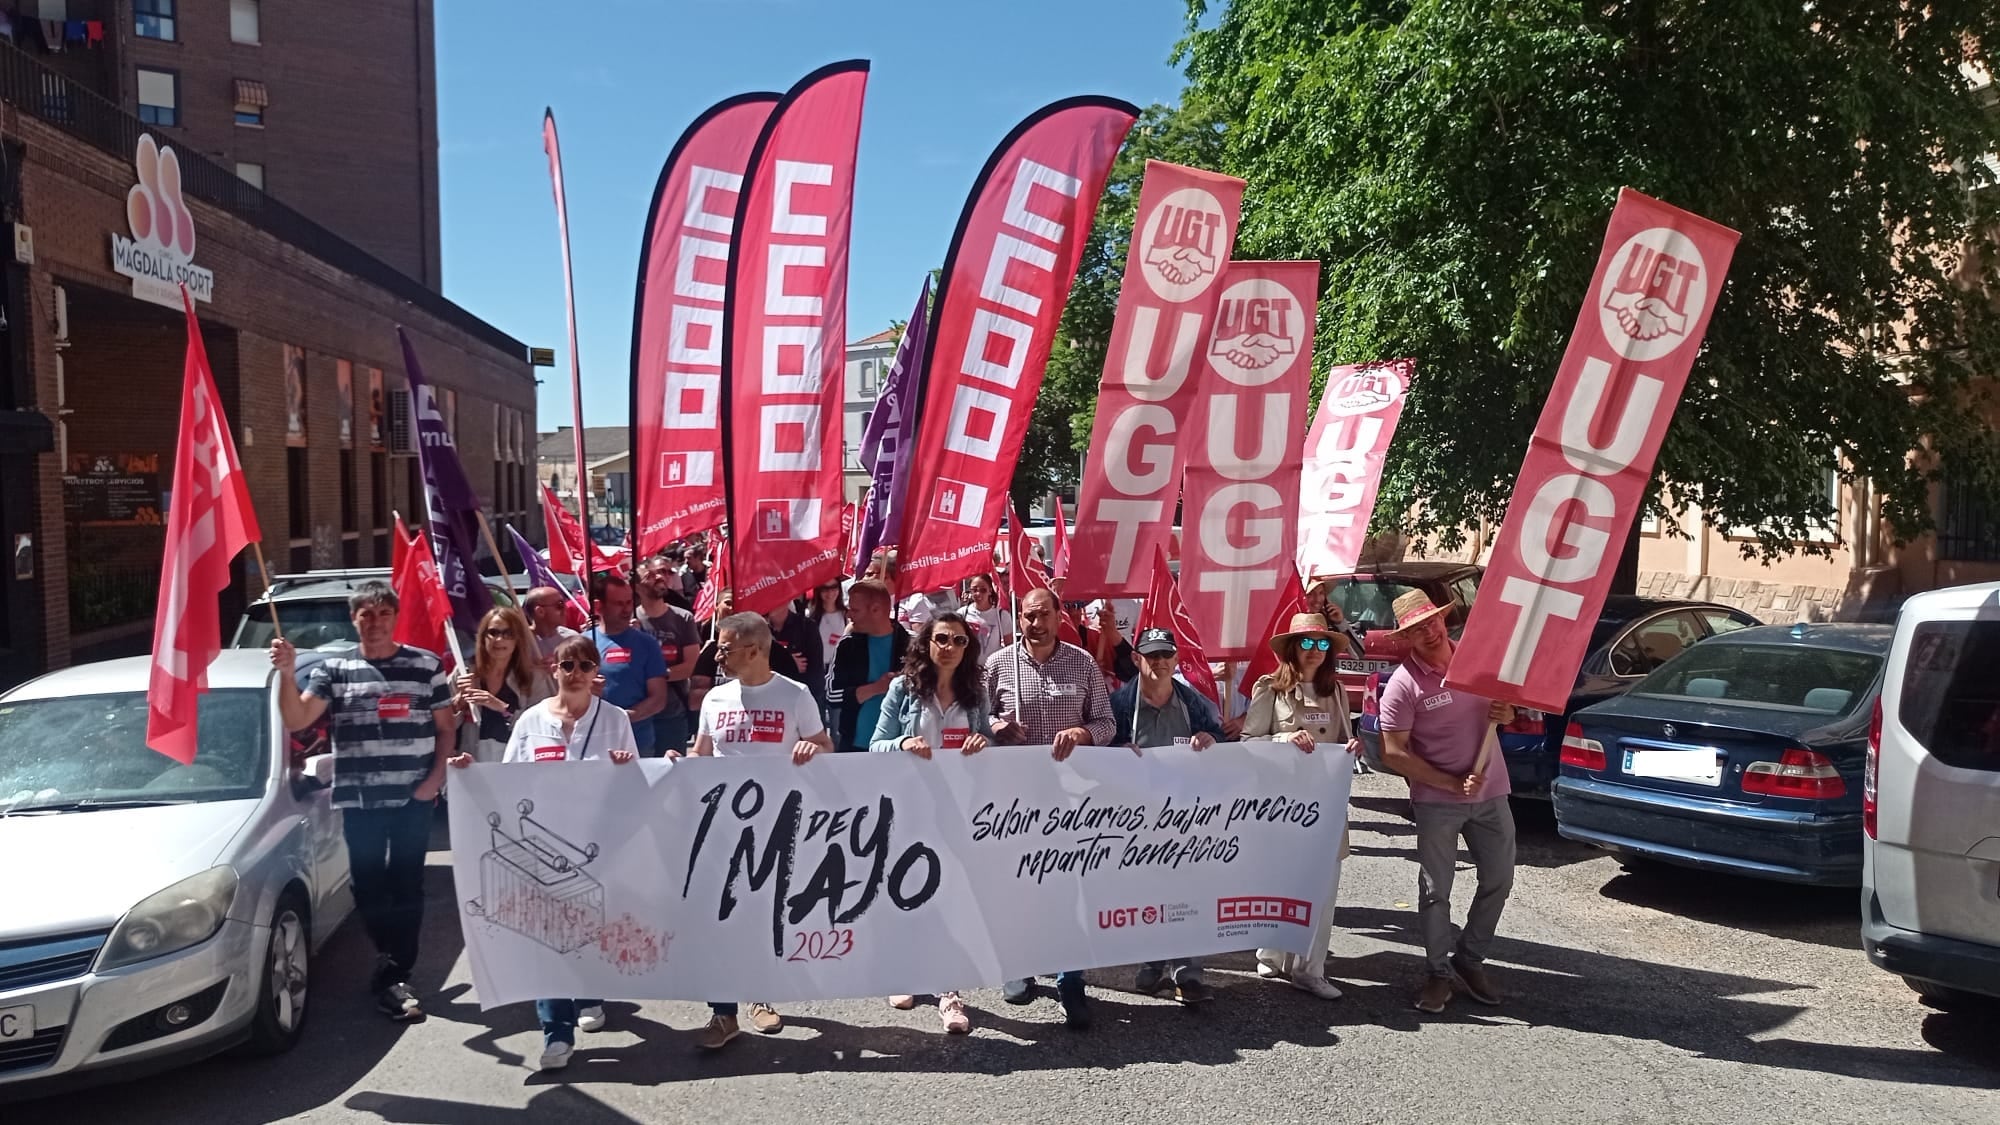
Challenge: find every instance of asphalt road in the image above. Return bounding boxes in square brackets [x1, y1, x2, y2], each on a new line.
[22, 775, 2000, 1123]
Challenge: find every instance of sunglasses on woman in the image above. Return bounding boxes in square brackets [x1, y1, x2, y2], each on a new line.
[1296, 637, 1333, 652]
[557, 659, 599, 673]
[483, 628, 513, 639]
[930, 633, 970, 649]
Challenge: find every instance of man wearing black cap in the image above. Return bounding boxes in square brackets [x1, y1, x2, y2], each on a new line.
[1110, 626, 1227, 1003]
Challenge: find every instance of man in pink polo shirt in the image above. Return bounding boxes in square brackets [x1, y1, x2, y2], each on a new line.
[1377, 590, 1516, 1015]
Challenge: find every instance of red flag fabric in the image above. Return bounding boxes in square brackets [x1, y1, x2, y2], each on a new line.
[390, 512, 411, 573]
[632, 93, 780, 555]
[894, 97, 1137, 598]
[1003, 505, 1083, 648]
[1296, 358, 1416, 580]
[1449, 189, 1739, 712]
[1235, 571, 1308, 700]
[541, 481, 617, 577]
[722, 61, 869, 615]
[1178, 260, 1318, 660]
[147, 288, 262, 763]
[1066, 162, 1245, 598]
[391, 522, 453, 657]
[1136, 546, 1221, 705]
[839, 500, 858, 576]
[1051, 494, 1072, 580]
[694, 529, 730, 622]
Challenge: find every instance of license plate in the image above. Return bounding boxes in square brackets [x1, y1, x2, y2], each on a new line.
[1338, 659, 1396, 675]
[1623, 748, 1723, 787]
[0, 1005, 34, 1043]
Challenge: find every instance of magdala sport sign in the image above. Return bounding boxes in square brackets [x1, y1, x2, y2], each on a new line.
[112, 135, 215, 308]
[1448, 189, 1739, 713]
[1177, 260, 1319, 660]
[1066, 163, 1245, 598]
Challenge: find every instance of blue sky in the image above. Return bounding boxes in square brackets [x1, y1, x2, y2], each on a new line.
[435, 0, 1190, 429]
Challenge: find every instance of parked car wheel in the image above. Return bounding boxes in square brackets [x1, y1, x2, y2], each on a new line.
[244, 890, 311, 1055]
[1904, 977, 1997, 1014]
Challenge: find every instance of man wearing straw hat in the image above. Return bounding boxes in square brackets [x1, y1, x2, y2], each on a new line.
[1376, 589, 1517, 1015]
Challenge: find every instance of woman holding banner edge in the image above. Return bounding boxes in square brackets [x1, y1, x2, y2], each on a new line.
[869, 611, 992, 1033]
[1243, 612, 1360, 1001]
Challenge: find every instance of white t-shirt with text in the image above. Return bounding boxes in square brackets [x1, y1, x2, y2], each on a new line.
[697, 675, 826, 756]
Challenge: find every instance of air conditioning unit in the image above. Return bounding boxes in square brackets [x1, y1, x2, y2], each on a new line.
[388, 388, 414, 453]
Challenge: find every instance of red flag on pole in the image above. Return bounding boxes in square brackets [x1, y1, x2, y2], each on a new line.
[1136, 546, 1221, 705]
[1051, 495, 1072, 580]
[147, 287, 262, 763]
[390, 519, 453, 657]
[694, 529, 730, 622]
[1004, 504, 1083, 648]
[1235, 570, 1308, 700]
[541, 480, 617, 575]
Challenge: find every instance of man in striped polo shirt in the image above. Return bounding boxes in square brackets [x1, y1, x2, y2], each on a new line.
[272, 580, 456, 1022]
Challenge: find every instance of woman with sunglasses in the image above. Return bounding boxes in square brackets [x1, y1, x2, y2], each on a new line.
[1243, 612, 1358, 1001]
[454, 607, 553, 763]
[868, 612, 992, 1033]
[448, 634, 638, 1070]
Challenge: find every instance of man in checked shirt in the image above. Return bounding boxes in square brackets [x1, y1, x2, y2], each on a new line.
[983, 586, 1116, 1030]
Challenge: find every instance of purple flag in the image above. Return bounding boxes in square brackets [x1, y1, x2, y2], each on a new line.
[398, 328, 491, 635]
[852, 276, 931, 570]
[507, 523, 588, 616]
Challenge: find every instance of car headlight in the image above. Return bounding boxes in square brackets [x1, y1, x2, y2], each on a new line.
[97, 866, 240, 972]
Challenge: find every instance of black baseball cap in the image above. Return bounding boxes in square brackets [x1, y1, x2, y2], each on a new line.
[1136, 627, 1177, 656]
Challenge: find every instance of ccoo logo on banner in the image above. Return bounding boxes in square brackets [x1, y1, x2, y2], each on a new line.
[1448, 190, 1740, 713]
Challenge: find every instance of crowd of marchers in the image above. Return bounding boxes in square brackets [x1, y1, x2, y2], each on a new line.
[264, 540, 1522, 1072]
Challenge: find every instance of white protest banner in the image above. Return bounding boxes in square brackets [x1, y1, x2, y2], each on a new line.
[448, 743, 1351, 1008]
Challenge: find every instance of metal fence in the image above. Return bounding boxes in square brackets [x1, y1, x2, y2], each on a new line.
[1936, 479, 2000, 562]
[0, 40, 526, 361]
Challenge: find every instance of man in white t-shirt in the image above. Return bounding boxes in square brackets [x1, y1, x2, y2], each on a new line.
[689, 611, 831, 1051]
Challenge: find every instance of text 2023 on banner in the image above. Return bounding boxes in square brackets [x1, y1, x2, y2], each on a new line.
[447, 744, 1351, 1007]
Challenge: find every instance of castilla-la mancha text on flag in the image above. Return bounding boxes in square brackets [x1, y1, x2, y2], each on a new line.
[147, 288, 261, 763]
[1177, 259, 1318, 660]
[893, 96, 1138, 598]
[630, 93, 780, 556]
[1296, 358, 1416, 581]
[448, 743, 1350, 1006]
[1065, 162, 1245, 599]
[722, 61, 869, 615]
[1447, 189, 1739, 713]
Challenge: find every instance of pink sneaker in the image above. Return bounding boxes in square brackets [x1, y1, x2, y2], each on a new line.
[938, 993, 970, 1034]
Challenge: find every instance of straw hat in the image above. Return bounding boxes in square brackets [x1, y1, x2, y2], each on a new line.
[1269, 612, 1350, 657]
[1386, 590, 1450, 637]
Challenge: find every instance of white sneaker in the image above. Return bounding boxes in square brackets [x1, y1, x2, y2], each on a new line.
[576, 1006, 607, 1033]
[538, 1041, 573, 1071]
[1290, 973, 1344, 1001]
[1256, 961, 1285, 980]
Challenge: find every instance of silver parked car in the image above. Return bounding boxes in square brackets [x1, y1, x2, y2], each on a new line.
[0, 651, 351, 1091]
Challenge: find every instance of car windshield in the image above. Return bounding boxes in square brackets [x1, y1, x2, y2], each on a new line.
[1632, 643, 1882, 715]
[1326, 579, 1425, 633]
[235, 598, 358, 650]
[0, 689, 271, 812]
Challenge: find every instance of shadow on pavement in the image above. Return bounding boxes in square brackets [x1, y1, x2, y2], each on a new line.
[1592, 860, 1862, 950]
[346, 1086, 641, 1123]
[1334, 903, 1996, 1086]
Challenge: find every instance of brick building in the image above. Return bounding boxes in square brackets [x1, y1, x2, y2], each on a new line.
[0, 14, 532, 688]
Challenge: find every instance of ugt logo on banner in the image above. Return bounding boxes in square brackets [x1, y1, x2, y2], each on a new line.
[1448, 189, 1738, 713]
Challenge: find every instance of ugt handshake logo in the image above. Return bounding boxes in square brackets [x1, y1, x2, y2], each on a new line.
[1138, 188, 1228, 302]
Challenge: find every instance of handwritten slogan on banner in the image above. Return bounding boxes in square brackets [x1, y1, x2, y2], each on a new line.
[448, 744, 1352, 1007]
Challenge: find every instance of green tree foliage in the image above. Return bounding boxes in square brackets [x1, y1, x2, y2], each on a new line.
[1183, 0, 2000, 553]
[1051, 0, 2000, 556]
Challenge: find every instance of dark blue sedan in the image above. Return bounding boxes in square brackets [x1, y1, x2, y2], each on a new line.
[1553, 623, 1890, 886]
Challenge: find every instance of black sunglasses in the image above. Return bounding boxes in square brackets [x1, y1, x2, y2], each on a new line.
[482, 628, 513, 639]
[930, 633, 970, 649]
[557, 659, 598, 673]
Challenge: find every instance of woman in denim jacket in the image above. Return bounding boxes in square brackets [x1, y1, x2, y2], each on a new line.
[868, 612, 992, 1031]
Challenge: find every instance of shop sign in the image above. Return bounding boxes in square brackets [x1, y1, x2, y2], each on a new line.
[109, 135, 216, 308]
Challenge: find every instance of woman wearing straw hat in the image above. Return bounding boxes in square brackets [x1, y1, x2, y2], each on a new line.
[1243, 612, 1357, 1000]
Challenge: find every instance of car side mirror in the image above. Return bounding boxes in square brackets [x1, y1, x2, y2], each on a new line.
[291, 753, 334, 798]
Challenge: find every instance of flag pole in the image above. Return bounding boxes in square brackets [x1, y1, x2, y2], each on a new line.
[251, 541, 283, 641]
[542, 109, 591, 567]
[474, 510, 520, 603]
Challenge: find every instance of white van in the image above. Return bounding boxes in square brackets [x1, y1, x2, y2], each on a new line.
[1861, 581, 2000, 1011]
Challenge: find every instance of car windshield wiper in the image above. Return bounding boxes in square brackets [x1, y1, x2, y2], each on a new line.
[0, 797, 199, 815]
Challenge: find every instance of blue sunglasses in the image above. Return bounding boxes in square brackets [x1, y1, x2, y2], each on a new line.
[1297, 637, 1333, 652]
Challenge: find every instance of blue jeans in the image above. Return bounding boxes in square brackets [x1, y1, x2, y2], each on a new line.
[709, 1002, 737, 1017]
[651, 711, 691, 757]
[341, 800, 433, 986]
[536, 998, 603, 1047]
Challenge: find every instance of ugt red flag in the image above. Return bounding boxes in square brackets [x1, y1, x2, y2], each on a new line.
[391, 518, 452, 657]
[147, 288, 261, 763]
[1448, 189, 1739, 713]
[1296, 358, 1416, 581]
[631, 93, 780, 556]
[722, 61, 869, 615]
[894, 96, 1137, 598]
[1003, 505, 1083, 648]
[1136, 546, 1220, 705]
[1235, 570, 1307, 701]
[1066, 162, 1245, 598]
[1177, 260, 1318, 660]
[541, 481, 617, 576]
[1051, 494, 1072, 580]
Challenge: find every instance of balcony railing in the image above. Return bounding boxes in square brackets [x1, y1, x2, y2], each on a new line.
[0, 40, 525, 361]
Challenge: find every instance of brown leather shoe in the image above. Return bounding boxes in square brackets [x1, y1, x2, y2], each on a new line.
[1451, 955, 1501, 1006]
[1413, 975, 1453, 1013]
